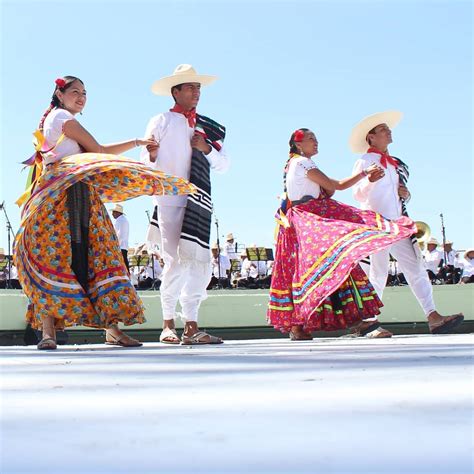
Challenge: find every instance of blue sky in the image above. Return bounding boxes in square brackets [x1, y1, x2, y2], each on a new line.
[1, 0, 472, 254]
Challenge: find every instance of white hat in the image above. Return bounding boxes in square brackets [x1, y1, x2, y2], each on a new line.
[135, 243, 147, 254]
[427, 238, 439, 246]
[240, 250, 247, 257]
[464, 248, 474, 259]
[151, 64, 218, 96]
[112, 204, 124, 214]
[349, 110, 403, 154]
[226, 233, 234, 241]
[211, 242, 219, 250]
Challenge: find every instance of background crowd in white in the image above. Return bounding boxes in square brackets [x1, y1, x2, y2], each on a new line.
[1, 213, 473, 289]
[110, 206, 474, 290]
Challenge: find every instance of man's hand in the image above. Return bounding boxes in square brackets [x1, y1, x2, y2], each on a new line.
[145, 135, 159, 162]
[191, 133, 212, 154]
[398, 184, 410, 200]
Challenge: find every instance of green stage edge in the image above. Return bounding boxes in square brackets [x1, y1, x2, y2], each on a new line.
[1, 285, 473, 345]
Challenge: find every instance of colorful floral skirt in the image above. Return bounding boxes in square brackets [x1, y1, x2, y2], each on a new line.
[267, 197, 417, 333]
[14, 153, 195, 330]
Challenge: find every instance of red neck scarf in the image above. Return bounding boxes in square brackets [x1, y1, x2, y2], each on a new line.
[170, 104, 196, 128]
[367, 147, 398, 169]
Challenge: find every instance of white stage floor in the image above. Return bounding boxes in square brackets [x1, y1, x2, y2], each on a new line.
[1, 334, 473, 474]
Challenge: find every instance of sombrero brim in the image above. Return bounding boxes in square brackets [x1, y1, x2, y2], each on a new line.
[151, 74, 218, 96]
[349, 110, 403, 154]
[464, 248, 474, 259]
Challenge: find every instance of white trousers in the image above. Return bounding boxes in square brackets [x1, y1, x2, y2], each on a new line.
[363, 237, 436, 318]
[155, 206, 211, 322]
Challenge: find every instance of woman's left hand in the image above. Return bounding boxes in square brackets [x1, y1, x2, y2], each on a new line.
[366, 164, 385, 182]
[138, 137, 159, 148]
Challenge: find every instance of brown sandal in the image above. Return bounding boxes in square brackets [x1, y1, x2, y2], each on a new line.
[181, 331, 223, 345]
[105, 331, 142, 347]
[429, 313, 464, 334]
[289, 327, 313, 341]
[351, 321, 393, 338]
[37, 338, 57, 350]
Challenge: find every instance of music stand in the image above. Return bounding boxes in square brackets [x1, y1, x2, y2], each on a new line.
[230, 259, 241, 273]
[246, 247, 262, 261]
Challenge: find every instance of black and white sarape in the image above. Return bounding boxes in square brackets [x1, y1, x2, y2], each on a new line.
[147, 114, 226, 263]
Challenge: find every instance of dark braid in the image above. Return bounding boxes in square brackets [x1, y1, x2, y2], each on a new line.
[283, 128, 310, 191]
[38, 75, 84, 131]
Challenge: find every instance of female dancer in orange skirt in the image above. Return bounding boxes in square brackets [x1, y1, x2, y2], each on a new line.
[268, 128, 416, 340]
[14, 76, 194, 349]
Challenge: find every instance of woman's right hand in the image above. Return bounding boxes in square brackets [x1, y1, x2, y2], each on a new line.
[143, 135, 159, 162]
[366, 164, 385, 182]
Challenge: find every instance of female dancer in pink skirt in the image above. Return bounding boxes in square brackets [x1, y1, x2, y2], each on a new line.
[267, 128, 417, 340]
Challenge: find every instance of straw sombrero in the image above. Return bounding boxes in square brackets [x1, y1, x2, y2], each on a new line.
[464, 248, 474, 259]
[226, 233, 234, 241]
[112, 204, 124, 214]
[349, 110, 403, 154]
[427, 238, 439, 246]
[151, 64, 218, 96]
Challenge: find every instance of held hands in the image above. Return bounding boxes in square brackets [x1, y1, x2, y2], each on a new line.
[191, 133, 212, 154]
[145, 135, 159, 162]
[398, 184, 410, 200]
[365, 164, 385, 182]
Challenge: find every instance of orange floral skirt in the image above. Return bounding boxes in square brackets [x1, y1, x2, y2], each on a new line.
[14, 153, 194, 329]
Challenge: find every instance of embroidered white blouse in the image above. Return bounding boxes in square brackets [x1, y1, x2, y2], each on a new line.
[286, 156, 320, 202]
[42, 109, 82, 164]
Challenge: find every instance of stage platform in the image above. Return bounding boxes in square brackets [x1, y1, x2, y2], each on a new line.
[1, 334, 472, 473]
[1, 285, 473, 345]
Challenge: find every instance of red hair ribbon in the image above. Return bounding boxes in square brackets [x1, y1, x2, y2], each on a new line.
[293, 129, 305, 142]
[55, 78, 66, 88]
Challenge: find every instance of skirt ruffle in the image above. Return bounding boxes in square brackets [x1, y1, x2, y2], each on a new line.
[14, 153, 194, 329]
[267, 197, 416, 333]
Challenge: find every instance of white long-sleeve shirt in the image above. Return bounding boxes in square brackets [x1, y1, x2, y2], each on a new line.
[113, 214, 129, 250]
[443, 249, 457, 266]
[352, 152, 402, 219]
[459, 258, 474, 277]
[240, 258, 258, 279]
[141, 111, 230, 207]
[211, 254, 231, 278]
[423, 248, 443, 273]
[223, 241, 239, 260]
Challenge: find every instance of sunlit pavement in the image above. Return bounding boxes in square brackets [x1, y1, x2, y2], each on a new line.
[1, 334, 472, 474]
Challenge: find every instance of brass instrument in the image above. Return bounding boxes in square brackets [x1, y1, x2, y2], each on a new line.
[414, 221, 431, 250]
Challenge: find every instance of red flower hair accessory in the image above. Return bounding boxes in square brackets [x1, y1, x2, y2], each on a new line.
[293, 129, 305, 142]
[55, 78, 66, 88]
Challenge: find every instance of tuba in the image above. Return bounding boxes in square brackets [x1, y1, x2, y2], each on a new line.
[414, 221, 431, 250]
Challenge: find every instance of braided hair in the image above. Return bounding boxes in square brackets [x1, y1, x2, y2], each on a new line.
[283, 128, 309, 192]
[38, 76, 84, 131]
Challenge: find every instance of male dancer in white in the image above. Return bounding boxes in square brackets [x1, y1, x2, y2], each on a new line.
[350, 111, 463, 336]
[142, 65, 230, 344]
